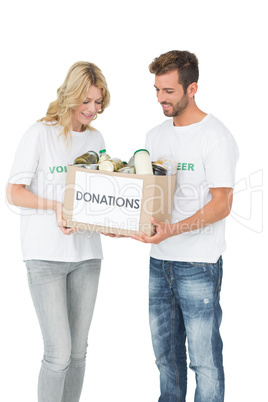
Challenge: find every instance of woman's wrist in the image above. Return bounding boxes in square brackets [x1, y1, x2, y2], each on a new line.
[51, 200, 62, 212]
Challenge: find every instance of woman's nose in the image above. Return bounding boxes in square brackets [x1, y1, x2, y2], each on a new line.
[86, 101, 97, 113]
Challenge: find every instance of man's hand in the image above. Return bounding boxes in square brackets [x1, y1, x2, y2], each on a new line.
[132, 217, 174, 244]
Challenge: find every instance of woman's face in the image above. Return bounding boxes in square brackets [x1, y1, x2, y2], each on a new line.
[71, 85, 103, 132]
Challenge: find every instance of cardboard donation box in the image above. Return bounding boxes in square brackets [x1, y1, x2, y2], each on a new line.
[63, 166, 176, 236]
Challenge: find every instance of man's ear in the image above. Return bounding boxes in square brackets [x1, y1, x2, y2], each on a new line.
[187, 82, 198, 98]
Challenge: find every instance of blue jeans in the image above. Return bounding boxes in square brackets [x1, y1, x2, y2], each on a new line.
[25, 259, 101, 402]
[149, 257, 224, 402]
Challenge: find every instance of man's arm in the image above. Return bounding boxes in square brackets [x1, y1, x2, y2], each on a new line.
[132, 187, 233, 244]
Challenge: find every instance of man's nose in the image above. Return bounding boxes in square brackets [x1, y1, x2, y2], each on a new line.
[157, 91, 166, 103]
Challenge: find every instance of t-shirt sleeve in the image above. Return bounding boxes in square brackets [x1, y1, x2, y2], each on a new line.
[204, 131, 239, 188]
[9, 125, 41, 185]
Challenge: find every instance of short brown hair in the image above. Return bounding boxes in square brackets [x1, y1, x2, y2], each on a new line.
[149, 50, 199, 93]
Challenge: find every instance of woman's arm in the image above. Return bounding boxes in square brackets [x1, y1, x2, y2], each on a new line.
[6, 183, 76, 235]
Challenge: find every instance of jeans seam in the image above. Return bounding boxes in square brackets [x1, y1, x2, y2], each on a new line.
[162, 261, 174, 286]
[171, 295, 181, 402]
[216, 258, 223, 297]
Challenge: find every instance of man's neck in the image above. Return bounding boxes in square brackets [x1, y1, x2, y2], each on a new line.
[173, 103, 207, 127]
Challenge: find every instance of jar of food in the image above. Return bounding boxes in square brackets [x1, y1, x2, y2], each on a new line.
[84, 164, 99, 170]
[73, 150, 99, 165]
[99, 149, 110, 163]
[128, 155, 135, 167]
[155, 156, 177, 175]
[152, 163, 167, 175]
[118, 166, 135, 174]
[99, 158, 124, 172]
[134, 149, 153, 175]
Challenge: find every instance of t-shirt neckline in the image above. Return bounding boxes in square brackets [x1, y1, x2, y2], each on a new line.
[172, 113, 211, 130]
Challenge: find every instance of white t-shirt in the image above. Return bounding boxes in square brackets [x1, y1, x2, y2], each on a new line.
[9, 121, 105, 262]
[145, 114, 239, 263]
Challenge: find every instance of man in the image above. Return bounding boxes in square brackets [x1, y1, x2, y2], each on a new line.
[133, 50, 239, 402]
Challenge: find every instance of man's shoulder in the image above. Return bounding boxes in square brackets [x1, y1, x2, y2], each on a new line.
[147, 119, 172, 136]
[205, 114, 232, 137]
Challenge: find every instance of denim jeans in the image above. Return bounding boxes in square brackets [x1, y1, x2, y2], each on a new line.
[149, 257, 224, 402]
[25, 259, 101, 402]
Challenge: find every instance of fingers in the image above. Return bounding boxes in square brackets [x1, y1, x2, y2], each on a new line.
[99, 232, 130, 238]
[132, 232, 151, 243]
[60, 226, 77, 235]
[99, 232, 118, 238]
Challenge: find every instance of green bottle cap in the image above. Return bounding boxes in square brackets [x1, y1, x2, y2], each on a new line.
[134, 149, 150, 156]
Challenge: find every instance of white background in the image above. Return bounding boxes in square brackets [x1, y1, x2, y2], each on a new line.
[1, 0, 267, 401]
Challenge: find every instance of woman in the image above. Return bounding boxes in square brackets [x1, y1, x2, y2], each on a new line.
[6, 61, 110, 402]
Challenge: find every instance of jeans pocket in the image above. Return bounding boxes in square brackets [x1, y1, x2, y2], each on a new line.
[25, 259, 66, 286]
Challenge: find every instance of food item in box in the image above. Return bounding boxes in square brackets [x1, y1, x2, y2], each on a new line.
[128, 155, 135, 167]
[99, 149, 110, 162]
[84, 164, 99, 170]
[73, 150, 99, 165]
[155, 156, 177, 175]
[118, 166, 135, 173]
[152, 163, 167, 175]
[134, 149, 153, 175]
[99, 158, 124, 172]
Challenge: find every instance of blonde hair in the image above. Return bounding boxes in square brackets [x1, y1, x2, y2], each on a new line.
[39, 61, 110, 143]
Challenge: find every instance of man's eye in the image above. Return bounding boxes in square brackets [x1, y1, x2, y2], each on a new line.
[166, 91, 174, 94]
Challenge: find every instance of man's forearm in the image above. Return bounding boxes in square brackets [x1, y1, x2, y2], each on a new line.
[170, 188, 233, 237]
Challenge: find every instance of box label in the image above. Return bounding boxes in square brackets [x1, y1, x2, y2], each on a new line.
[72, 171, 144, 231]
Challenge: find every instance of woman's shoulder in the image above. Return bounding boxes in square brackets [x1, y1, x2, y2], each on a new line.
[25, 120, 54, 133]
[18, 121, 61, 150]
[27, 120, 61, 137]
[86, 127, 105, 140]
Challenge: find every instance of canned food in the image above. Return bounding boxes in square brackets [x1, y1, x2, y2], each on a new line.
[118, 166, 135, 174]
[73, 150, 99, 165]
[99, 158, 124, 172]
[134, 149, 153, 175]
[84, 164, 99, 170]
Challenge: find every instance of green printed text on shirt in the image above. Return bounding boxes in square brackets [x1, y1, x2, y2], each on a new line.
[177, 163, 195, 171]
[49, 166, 68, 174]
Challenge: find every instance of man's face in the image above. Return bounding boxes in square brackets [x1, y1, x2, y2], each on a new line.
[154, 70, 189, 117]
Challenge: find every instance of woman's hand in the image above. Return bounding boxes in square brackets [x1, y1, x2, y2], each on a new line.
[54, 201, 77, 235]
[99, 232, 130, 238]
